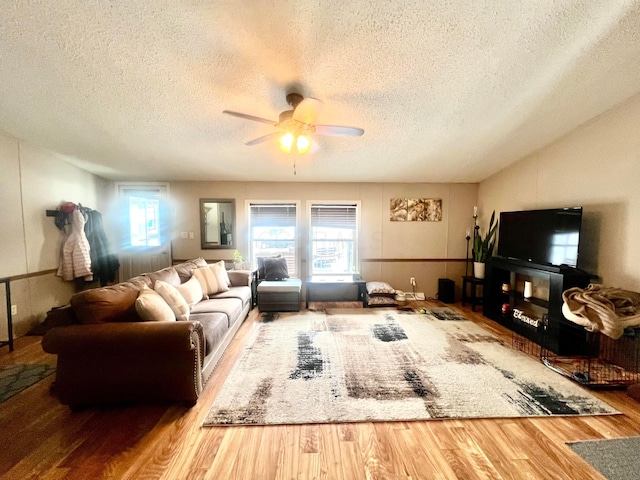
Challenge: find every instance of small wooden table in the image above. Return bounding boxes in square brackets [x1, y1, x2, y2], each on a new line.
[306, 275, 366, 308]
[461, 275, 484, 312]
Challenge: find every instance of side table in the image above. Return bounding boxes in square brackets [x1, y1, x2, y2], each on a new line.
[461, 275, 484, 312]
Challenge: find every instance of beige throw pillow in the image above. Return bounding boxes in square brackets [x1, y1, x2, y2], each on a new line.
[154, 280, 190, 321]
[175, 276, 203, 308]
[192, 263, 230, 298]
[213, 260, 232, 286]
[135, 287, 176, 322]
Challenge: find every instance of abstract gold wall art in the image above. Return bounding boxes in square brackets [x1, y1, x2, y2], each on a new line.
[390, 198, 442, 221]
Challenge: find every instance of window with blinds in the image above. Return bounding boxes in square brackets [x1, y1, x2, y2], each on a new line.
[310, 203, 358, 275]
[249, 203, 298, 276]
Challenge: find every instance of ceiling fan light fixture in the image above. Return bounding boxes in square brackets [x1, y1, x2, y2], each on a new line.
[296, 134, 311, 154]
[279, 132, 294, 153]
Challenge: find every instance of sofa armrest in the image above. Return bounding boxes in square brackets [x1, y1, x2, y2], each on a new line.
[42, 321, 205, 408]
[227, 269, 252, 287]
[42, 321, 204, 357]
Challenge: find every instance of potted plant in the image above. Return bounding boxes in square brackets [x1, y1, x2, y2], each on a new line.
[232, 249, 244, 270]
[472, 210, 498, 279]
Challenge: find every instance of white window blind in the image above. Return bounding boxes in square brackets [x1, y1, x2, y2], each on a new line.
[249, 203, 297, 275]
[310, 203, 358, 275]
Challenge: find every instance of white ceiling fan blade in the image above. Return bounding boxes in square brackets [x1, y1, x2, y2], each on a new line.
[244, 132, 281, 146]
[314, 125, 364, 137]
[222, 110, 277, 126]
[292, 98, 323, 124]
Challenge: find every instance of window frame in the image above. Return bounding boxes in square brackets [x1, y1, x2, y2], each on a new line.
[247, 200, 300, 277]
[307, 201, 360, 276]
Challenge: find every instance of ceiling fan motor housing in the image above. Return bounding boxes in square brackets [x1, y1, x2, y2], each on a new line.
[279, 110, 294, 123]
[286, 93, 304, 108]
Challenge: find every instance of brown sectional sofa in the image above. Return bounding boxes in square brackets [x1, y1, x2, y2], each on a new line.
[42, 258, 252, 408]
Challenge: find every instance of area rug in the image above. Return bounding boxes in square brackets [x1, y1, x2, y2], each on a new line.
[0, 364, 56, 403]
[203, 309, 617, 426]
[568, 436, 640, 480]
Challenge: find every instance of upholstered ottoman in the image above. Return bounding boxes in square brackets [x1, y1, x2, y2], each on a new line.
[257, 278, 302, 312]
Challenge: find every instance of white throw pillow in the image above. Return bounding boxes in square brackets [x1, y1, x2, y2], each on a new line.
[176, 276, 203, 308]
[192, 263, 230, 298]
[135, 287, 176, 322]
[154, 280, 190, 321]
[214, 260, 232, 286]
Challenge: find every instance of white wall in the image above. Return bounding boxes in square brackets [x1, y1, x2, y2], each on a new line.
[168, 181, 478, 298]
[479, 92, 640, 290]
[0, 130, 112, 337]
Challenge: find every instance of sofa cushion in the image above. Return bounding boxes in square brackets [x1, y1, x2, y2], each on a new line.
[70, 282, 142, 324]
[190, 297, 243, 328]
[135, 287, 176, 322]
[192, 263, 230, 298]
[212, 286, 252, 308]
[264, 257, 289, 281]
[127, 275, 153, 289]
[146, 267, 181, 287]
[175, 276, 203, 308]
[154, 280, 190, 321]
[190, 312, 229, 356]
[173, 257, 208, 283]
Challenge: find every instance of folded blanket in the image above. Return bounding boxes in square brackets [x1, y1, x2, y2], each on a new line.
[562, 284, 640, 339]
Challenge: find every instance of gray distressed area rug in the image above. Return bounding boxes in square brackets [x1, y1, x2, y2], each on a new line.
[203, 309, 617, 426]
[0, 364, 56, 403]
[567, 436, 640, 480]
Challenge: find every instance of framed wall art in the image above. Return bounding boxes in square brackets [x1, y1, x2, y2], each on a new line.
[390, 198, 442, 222]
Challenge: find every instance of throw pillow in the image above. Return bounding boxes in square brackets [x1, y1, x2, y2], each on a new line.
[264, 256, 289, 281]
[154, 280, 190, 321]
[135, 287, 176, 322]
[213, 259, 232, 286]
[257, 254, 282, 280]
[366, 281, 396, 296]
[192, 263, 230, 298]
[175, 276, 203, 308]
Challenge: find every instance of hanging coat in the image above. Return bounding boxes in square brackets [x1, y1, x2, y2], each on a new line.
[84, 209, 120, 286]
[57, 209, 93, 281]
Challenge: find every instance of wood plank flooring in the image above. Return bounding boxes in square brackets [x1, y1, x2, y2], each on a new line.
[1, 301, 639, 479]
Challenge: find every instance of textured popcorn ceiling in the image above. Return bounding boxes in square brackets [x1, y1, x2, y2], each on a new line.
[1, 1, 639, 183]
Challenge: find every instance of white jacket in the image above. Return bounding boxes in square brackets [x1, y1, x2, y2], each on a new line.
[57, 209, 93, 281]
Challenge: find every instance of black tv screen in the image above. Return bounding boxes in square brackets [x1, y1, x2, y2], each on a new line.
[497, 207, 583, 268]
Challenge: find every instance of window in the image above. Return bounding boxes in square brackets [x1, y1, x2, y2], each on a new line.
[117, 184, 169, 248]
[309, 203, 358, 275]
[249, 203, 298, 276]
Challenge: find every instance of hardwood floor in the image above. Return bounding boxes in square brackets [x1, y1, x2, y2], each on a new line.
[1, 301, 639, 479]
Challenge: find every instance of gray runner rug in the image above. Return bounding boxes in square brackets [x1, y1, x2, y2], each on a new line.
[568, 436, 640, 480]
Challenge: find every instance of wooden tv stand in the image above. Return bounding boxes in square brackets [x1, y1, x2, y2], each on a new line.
[483, 257, 591, 355]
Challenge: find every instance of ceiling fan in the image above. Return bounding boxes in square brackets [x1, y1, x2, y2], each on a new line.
[222, 93, 364, 154]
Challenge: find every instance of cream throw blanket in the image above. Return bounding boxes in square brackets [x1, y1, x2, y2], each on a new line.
[562, 284, 640, 339]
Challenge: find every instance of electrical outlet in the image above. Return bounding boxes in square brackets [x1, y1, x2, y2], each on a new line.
[188, 232, 195, 240]
[11, 305, 17, 316]
[410, 277, 416, 286]
[180, 231, 188, 239]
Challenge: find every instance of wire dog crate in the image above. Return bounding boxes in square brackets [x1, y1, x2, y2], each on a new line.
[541, 326, 640, 389]
[512, 316, 640, 389]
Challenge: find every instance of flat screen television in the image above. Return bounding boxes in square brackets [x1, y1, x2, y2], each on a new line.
[496, 207, 583, 268]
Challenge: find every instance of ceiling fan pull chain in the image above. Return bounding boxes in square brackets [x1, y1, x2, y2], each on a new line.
[293, 157, 296, 175]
